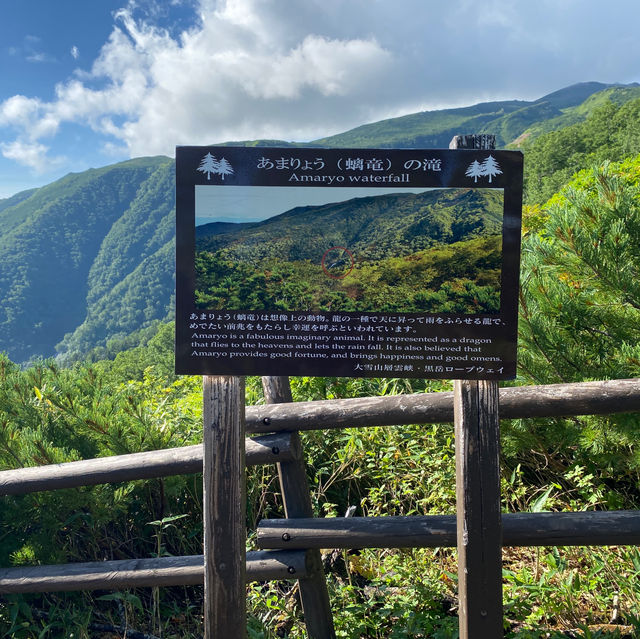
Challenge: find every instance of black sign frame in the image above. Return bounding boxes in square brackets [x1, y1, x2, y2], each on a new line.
[176, 146, 523, 379]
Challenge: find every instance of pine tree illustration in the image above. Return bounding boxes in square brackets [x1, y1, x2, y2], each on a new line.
[480, 155, 503, 183]
[197, 153, 218, 180]
[465, 159, 484, 183]
[215, 157, 234, 180]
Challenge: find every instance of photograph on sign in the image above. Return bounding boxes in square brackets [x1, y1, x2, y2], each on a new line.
[194, 186, 503, 315]
[176, 147, 523, 380]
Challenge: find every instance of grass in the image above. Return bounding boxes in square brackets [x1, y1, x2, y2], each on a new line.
[1, 374, 640, 637]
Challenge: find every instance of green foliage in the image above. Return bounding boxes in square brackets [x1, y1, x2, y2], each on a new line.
[522, 98, 640, 205]
[196, 234, 501, 314]
[507, 156, 640, 512]
[94, 320, 177, 381]
[1, 347, 639, 636]
[502, 545, 640, 636]
[0, 351, 208, 637]
[0, 353, 202, 566]
[196, 189, 503, 314]
[519, 156, 640, 383]
[0, 156, 174, 364]
[57, 239, 175, 362]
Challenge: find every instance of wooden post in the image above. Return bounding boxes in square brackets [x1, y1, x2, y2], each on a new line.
[454, 380, 503, 638]
[203, 376, 246, 638]
[262, 376, 336, 639]
[450, 132, 503, 638]
[449, 134, 496, 150]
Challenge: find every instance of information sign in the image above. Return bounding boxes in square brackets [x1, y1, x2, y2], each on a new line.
[176, 146, 522, 379]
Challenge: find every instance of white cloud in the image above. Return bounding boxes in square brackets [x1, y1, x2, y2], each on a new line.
[20, 34, 57, 64]
[71, 46, 80, 60]
[0, 0, 396, 161]
[0, 95, 42, 128]
[1, 0, 640, 174]
[0, 139, 64, 173]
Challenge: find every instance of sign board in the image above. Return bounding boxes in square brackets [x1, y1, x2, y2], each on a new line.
[176, 146, 523, 379]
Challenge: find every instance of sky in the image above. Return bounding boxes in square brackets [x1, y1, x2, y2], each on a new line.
[1, 0, 640, 199]
[195, 185, 437, 225]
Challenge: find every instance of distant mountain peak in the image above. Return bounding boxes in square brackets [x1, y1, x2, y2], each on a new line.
[311, 81, 640, 149]
[534, 81, 619, 108]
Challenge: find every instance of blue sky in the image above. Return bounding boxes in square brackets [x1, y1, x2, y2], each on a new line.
[2, 0, 640, 199]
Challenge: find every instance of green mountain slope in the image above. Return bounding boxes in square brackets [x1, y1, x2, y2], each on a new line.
[3, 81, 640, 363]
[86, 161, 175, 307]
[0, 157, 174, 363]
[0, 188, 38, 218]
[196, 233, 502, 314]
[313, 82, 638, 149]
[312, 99, 531, 148]
[57, 240, 175, 359]
[195, 189, 503, 314]
[512, 85, 640, 145]
[197, 189, 503, 263]
[523, 97, 640, 204]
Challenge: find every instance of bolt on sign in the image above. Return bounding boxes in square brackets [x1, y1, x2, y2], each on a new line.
[175, 146, 523, 379]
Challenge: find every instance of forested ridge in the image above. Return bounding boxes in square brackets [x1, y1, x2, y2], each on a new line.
[196, 189, 502, 260]
[0, 156, 175, 364]
[314, 81, 640, 149]
[2, 82, 640, 637]
[1, 82, 640, 363]
[195, 189, 503, 313]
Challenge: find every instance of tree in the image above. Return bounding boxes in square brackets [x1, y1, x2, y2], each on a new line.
[504, 156, 640, 498]
[197, 153, 218, 180]
[216, 157, 234, 180]
[465, 159, 484, 183]
[522, 98, 640, 205]
[480, 155, 503, 183]
[518, 157, 640, 384]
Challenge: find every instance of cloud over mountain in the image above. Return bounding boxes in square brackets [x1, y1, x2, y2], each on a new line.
[1, 0, 639, 187]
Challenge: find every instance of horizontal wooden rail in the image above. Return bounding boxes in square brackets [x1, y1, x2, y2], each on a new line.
[258, 511, 640, 549]
[0, 550, 311, 594]
[246, 378, 640, 433]
[0, 433, 294, 496]
[2, 380, 638, 496]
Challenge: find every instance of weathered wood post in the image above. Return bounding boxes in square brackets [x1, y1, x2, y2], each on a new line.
[203, 375, 246, 637]
[262, 376, 336, 638]
[454, 379, 502, 637]
[450, 133, 504, 638]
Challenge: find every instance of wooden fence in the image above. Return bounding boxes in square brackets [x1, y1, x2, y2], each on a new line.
[1, 377, 640, 637]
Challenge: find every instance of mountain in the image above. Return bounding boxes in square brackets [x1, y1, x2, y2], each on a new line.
[195, 220, 258, 238]
[2, 81, 640, 362]
[0, 157, 175, 364]
[196, 189, 503, 263]
[312, 82, 640, 149]
[195, 189, 504, 314]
